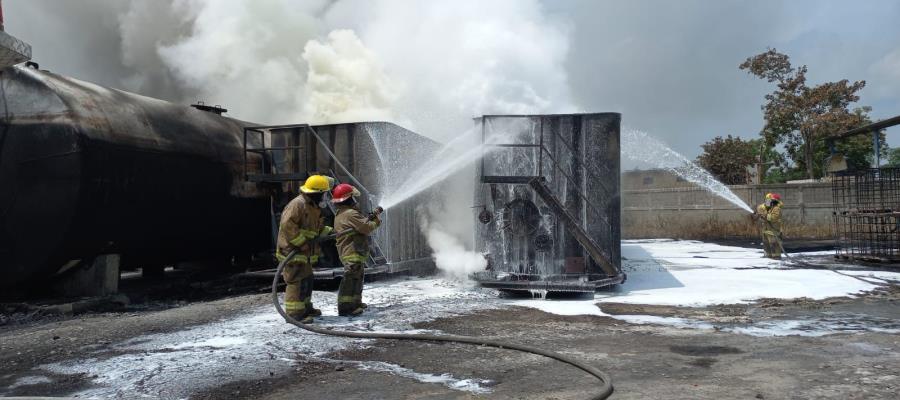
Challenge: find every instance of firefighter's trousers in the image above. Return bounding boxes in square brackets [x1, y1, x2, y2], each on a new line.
[762, 230, 782, 259]
[282, 261, 314, 318]
[338, 263, 364, 315]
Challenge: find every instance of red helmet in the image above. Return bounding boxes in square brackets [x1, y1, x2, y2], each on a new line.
[765, 193, 781, 201]
[331, 183, 360, 203]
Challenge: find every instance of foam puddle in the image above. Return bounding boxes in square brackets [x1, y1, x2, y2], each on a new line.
[508, 240, 900, 337]
[356, 361, 493, 394]
[6, 375, 53, 390]
[31, 241, 900, 398]
[40, 278, 498, 399]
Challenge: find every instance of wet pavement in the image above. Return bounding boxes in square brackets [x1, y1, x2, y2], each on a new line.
[2, 240, 899, 399]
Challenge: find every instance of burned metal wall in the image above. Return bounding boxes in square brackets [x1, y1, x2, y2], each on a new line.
[832, 167, 900, 263]
[303, 122, 438, 272]
[474, 113, 621, 278]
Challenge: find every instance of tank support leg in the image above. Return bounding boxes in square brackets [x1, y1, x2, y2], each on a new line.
[57, 254, 120, 297]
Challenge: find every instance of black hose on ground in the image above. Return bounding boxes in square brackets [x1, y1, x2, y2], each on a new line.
[272, 249, 614, 399]
[771, 237, 885, 285]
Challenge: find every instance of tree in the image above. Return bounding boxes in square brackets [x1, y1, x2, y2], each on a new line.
[696, 135, 756, 184]
[747, 138, 792, 183]
[740, 49, 872, 179]
[887, 147, 900, 167]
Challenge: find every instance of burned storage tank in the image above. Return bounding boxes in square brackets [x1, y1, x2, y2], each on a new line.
[242, 122, 440, 279]
[0, 65, 436, 290]
[0, 65, 271, 289]
[472, 113, 625, 293]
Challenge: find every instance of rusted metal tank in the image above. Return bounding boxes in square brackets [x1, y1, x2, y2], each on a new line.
[0, 65, 437, 289]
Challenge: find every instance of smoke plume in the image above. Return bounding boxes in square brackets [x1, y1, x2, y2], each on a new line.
[419, 205, 486, 282]
[300, 29, 399, 124]
[8, 0, 576, 279]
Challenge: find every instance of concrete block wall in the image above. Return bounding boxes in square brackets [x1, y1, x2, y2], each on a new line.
[622, 183, 834, 240]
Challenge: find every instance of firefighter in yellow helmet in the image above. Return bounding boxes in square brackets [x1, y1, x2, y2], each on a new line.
[277, 175, 333, 323]
[755, 192, 783, 259]
[332, 183, 382, 316]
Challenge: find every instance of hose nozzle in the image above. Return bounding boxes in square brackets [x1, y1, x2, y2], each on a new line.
[369, 206, 384, 221]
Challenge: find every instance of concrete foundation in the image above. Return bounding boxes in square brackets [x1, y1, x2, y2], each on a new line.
[57, 255, 120, 297]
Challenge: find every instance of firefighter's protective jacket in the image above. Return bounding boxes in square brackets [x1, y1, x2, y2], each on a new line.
[277, 194, 332, 264]
[334, 205, 380, 265]
[756, 203, 783, 235]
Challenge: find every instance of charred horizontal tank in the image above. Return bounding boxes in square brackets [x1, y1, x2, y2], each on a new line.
[0, 65, 438, 290]
[0, 65, 272, 288]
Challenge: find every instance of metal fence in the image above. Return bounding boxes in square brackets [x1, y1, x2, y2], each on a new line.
[832, 167, 900, 263]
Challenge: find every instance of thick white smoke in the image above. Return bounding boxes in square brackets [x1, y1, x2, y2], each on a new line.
[300, 29, 399, 124]
[350, 0, 575, 141]
[37, 0, 576, 280]
[419, 203, 486, 282]
[343, 0, 573, 278]
[151, 0, 323, 124]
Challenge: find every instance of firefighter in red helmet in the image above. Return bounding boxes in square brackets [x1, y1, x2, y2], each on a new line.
[331, 183, 382, 316]
[756, 192, 783, 259]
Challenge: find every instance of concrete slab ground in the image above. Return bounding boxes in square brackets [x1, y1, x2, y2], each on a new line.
[1, 240, 898, 399]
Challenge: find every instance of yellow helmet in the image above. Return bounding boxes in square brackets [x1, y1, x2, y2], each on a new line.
[300, 174, 331, 193]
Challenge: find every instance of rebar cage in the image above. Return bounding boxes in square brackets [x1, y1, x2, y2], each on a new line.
[832, 167, 900, 263]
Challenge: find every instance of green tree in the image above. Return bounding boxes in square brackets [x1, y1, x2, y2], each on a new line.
[696, 135, 756, 184]
[747, 138, 791, 183]
[740, 49, 873, 179]
[887, 147, 900, 167]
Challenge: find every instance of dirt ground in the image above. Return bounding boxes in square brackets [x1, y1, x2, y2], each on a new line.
[1, 282, 898, 400]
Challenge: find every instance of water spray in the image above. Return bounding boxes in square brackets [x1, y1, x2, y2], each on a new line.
[622, 128, 754, 213]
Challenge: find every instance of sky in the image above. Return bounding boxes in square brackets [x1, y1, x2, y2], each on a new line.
[5, 0, 900, 159]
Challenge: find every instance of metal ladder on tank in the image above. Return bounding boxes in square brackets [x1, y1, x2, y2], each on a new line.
[479, 119, 620, 278]
[243, 124, 387, 267]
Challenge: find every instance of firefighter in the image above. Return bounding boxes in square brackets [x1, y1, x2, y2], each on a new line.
[756, 192, 783, 259]
[332, 183, 382, 316]
[277, 175, 333, 323]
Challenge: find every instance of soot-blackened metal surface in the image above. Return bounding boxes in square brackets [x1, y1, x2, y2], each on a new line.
[0, 66, 272, 288]
[252, 122, 442, 277]
[473, 113, 622, 291]
[0, 66, 437, 288]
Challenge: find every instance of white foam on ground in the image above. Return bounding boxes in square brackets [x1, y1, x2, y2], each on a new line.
[5, 375, 52, 389]
[726, 317, 900, 337]
[508, 240, 900, 337]
[611, 240, 893, 306]
[840, 270, 900, 284]
[611, 315, 715, 330]
[510, 299, 604, 316]
[356, 361, 493, 394]
[33, 241, 900, 397]
[41, 278, 498, 399]
[166, 336, 248, 350]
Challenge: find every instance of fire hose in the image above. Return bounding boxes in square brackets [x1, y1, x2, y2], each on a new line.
[754, 214, 883, 284]
[271, 249, 614, 399]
